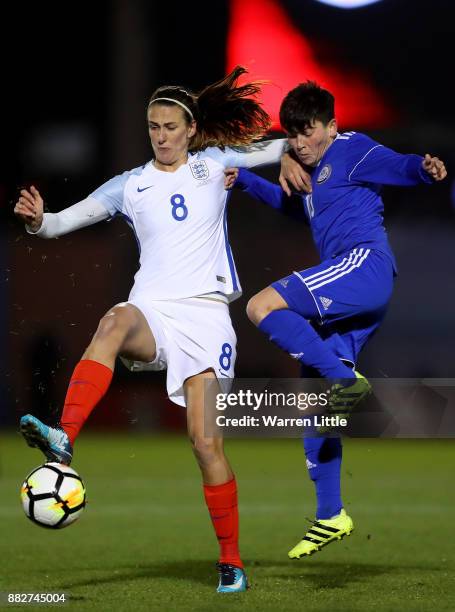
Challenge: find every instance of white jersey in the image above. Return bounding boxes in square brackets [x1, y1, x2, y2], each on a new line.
[31, 140, 287, 302]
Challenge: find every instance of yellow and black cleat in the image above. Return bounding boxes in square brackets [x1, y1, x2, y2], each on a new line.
[288, 509, 354, 559]
[328, 371, 372, 417]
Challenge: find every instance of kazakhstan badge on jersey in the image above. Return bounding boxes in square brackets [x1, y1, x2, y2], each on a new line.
[190, 160, 209, 180]
[317, 164, 332, 184]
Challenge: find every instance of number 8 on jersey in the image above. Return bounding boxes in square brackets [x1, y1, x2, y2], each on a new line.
[170, 194, 188, 221]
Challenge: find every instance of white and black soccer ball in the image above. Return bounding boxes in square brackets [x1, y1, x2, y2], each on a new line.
[20, 462, 86, 529]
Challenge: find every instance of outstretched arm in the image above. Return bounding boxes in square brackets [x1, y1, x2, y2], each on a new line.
[15, 187, 110, 238]
[225, 167, 307, 221]
[206, 139, 312, 193]
[221, 138, 289, 169]
[242, 140, 313, 193]
[347, 136, 447, 186]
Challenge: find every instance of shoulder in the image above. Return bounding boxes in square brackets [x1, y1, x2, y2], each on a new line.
[197, 146, 228, 162]
[121, 163, 149, 184]
[97, 163, 147, 191]
[335, 130, 358, 142]
[335, 133, 384, 168]
[90, 163, 148, 212]
[192, 147, 230, 172]
[343, 131, 382, 152]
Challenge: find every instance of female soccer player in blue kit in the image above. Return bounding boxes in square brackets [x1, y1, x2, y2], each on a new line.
[227, 81, 447, 559]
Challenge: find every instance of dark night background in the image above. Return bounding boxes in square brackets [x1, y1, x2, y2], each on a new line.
[1, 0, 454, 430]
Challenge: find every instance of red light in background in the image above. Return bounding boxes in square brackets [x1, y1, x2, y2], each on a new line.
[227, 0, 395, 130]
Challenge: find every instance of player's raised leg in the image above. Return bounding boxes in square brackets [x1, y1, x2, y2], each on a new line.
[185, 370, 248, 593]
[247, 282, 366, 560]
[247, 280, 370, 412]
[20, 303, 157, 464]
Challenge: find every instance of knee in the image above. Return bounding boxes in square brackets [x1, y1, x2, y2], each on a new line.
[191, 435, 223, 467]
[92, 306, 134, 347]
[246, 294, 273, 326]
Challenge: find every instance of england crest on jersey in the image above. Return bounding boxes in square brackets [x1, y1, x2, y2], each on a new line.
[190, 160, 209, 180]
[317, 164, 332, 184]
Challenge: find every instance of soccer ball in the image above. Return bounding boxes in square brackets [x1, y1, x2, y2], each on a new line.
[20, 462, 86, 529]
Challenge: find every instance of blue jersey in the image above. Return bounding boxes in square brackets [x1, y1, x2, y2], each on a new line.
[236, 132, 434, 270]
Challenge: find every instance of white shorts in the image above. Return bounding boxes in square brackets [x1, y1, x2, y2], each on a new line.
[121, 295, 237, 407]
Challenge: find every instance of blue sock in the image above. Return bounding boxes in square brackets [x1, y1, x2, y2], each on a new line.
[259, 310, 353, 379]
[304, 437, 343, 519]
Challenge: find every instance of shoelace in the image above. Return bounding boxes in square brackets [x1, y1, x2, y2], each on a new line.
[301, 516, 339, 542]
[304, 515, 338, 528]
[303, 515, 317, 532]
[49, 428, 68, 450]
[216, 563, 237, 585]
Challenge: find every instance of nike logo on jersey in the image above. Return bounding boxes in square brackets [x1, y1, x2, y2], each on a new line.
[137, 185, 154, 192]
[218, 370, 229, 377]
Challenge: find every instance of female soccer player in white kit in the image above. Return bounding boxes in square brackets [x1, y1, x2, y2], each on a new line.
[15, 67, 287, 593]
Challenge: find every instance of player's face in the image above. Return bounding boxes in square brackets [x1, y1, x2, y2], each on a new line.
[287, 119, 337, 167]
[147, 104, 196, 170]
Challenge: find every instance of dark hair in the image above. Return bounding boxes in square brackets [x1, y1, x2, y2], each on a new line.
[279, 81, 334, 136]
[148, 85, 198, 124]
[147, 66, 271, 150]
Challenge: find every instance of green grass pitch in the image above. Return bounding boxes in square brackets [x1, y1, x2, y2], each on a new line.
[1, 434, 454, 611]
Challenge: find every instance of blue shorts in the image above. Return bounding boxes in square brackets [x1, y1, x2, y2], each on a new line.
[272, 247, 395, 366]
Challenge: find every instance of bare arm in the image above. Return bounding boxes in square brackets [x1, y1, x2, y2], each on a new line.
[279, 152, 312, 196]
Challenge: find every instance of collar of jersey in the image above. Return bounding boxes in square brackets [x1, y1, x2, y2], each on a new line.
[148, 158, 191, 175]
